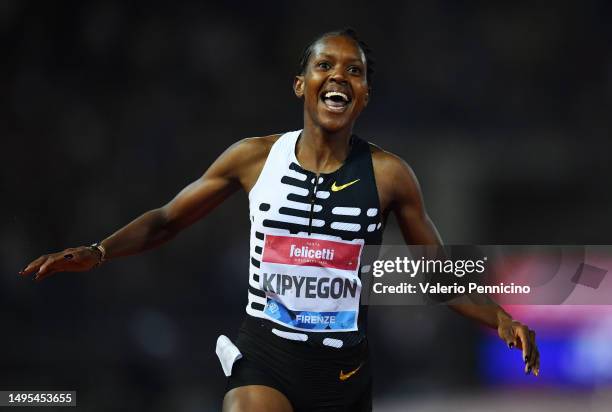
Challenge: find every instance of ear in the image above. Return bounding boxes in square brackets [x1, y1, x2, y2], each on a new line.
[364, 89, 370, 107]
[293, 75, 304, 98]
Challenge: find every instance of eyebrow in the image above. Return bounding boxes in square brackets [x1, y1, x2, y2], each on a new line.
[314, 53, 365, 65]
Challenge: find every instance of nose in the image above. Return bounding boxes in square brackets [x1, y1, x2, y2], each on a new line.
[329, 69, 348, 84]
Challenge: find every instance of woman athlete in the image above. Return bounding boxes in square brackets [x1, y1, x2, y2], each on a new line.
[20, 29, 540, 411]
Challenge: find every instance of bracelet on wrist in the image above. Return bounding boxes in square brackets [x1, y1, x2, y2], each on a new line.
[88, 242, 107, 266]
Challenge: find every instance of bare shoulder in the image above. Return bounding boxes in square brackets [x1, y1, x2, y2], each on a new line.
[229, 134, 282, 161]
[369, 143, 416, 180]
[222, 133, 282, 191]
[368, 142, 421, 212]
[241, 133, 282, 150]
[217, 134, 281, 171]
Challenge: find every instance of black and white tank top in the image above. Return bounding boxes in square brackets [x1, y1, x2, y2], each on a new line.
[246, 130, 383, 349]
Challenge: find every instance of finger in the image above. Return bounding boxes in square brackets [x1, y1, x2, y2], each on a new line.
[498, 327, 516, 349]
[20, 255, 48, 276]
[530, 335, 540, 377]
[506, 332, 519, 349]
[38, 250, 79, 279]
[36, 255, 63, 279]
[515, 326, 532, 370]
[527, 330, 538, 370]
[35, 268, 57, 281]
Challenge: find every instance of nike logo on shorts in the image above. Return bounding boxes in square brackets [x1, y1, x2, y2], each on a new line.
[339, 363, 362, 381]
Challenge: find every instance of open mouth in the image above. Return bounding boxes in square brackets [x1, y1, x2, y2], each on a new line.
[320, 91, 352, 113]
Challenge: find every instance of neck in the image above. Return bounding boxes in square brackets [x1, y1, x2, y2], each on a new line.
[297, 117, 354, 174]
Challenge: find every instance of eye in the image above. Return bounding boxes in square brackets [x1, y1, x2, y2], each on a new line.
[317, 61, 331, 70]
[348, 66, 362, 75]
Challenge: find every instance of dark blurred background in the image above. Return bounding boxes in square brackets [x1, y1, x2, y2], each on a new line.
[2, 1, 611, 411]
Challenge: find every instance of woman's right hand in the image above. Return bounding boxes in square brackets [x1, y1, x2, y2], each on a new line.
[19, 246, 103, 281]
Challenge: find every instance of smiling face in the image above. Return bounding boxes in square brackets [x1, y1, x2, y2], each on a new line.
[294, 35, 370, 134]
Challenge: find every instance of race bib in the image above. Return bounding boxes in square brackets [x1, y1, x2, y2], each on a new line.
[259, 233, 364, 332]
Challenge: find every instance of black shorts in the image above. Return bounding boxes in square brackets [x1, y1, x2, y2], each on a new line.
[226, 317, 372, 412]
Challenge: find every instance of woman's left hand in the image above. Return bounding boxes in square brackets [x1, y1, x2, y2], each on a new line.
[498, 318, 540, 376]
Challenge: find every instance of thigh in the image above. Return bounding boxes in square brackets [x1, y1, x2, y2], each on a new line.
[223, 385, 294, 412]
[347, 377, 372, 412]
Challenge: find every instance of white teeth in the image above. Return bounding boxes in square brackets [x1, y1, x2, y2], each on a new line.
[324, 91, 349, 102]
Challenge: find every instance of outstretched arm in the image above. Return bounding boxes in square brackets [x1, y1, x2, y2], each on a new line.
[20, 137, 269, 281]
[99, 138, 257, 259]
[375, 149, 540, 376]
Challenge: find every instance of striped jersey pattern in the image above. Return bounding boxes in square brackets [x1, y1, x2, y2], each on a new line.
[246, 130, 383, 348]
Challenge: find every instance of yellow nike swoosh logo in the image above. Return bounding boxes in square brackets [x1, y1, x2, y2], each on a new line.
[331, 179, 360, 192]
[339, 363, 362, 381]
